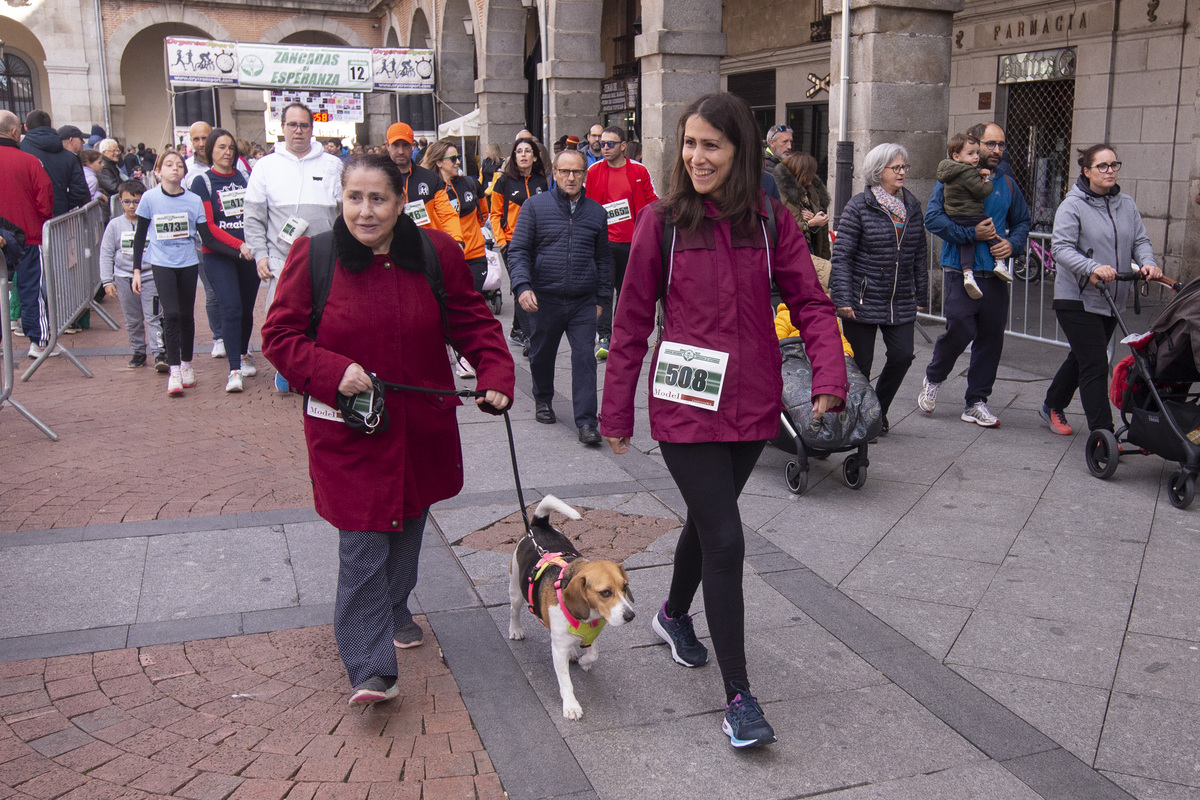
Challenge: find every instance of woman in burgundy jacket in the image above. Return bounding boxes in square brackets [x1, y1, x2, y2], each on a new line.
[263, 154, 514, 706]
[600, 93, 846, 748]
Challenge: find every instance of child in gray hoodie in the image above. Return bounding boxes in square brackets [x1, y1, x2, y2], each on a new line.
[937, 133, 1010, 299]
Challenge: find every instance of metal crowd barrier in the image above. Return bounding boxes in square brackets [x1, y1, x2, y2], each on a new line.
[23, 199, 120, 381]
[0, 267, 57, 440]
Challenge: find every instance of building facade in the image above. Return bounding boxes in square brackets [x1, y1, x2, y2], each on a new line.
[3, 0, 1197, 276]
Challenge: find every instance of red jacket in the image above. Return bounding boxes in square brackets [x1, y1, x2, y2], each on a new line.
[262, 217, 515, 530]
[0, 139, 53, 245]
[600, 196, 847, 443]
[585, 159, 658, 244]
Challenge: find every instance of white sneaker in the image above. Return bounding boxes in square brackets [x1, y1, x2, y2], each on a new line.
[455, 356, 476, 379]
[917, 376, 939, 414]
[27, 343, 63, 359]
[239, 355, 257, 377]
[961, 401, 1000, 427]
[993, 261, 1013, 282]
[167, 372, 184, 396]
[211, 339, 226, 358]
[225, 370, 244, 393]
[180, 362, 196, 388]
[963, 272, 983, 300]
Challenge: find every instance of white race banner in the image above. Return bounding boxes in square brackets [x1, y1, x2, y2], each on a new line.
[236, 43, 374, 91]
[371, 49, 436, 93]
[166, 38, 239, 87]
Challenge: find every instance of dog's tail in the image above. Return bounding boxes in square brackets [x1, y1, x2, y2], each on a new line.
[533, 495, 582, 523]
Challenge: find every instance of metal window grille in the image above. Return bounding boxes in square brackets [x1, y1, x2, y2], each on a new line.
[1003, 79, 1075, 233]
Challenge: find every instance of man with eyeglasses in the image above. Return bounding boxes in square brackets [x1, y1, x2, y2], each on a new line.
[581, 124, 604, 168]
[507, 149, 613, 446]
[244, 102, 343, 390]
[585, 126, 657, 359]
[384, 122, 463, 247]
[918, 121, 1030, 428]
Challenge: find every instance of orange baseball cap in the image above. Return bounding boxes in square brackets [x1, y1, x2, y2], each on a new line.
[386, 122, 414, 145]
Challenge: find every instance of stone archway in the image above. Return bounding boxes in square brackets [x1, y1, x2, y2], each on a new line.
[409, 8, 432, 49]
[260, 16, 367, 47]
[0, 18, 49, 119]
[438, 0, 477, 123]
[477, 0, 529, 147]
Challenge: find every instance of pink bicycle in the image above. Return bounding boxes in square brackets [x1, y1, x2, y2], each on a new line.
[1012, 233, 1056, 282]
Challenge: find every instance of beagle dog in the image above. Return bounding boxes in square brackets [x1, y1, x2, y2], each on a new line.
[508, 495, 636, 720]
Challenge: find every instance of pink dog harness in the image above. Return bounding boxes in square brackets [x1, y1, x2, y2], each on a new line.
[525, 552, 606, 647]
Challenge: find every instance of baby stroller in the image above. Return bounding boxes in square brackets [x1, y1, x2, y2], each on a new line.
[1085, 272, 1198, 506]
[481, 226, 504, 314]
[770, 337, 884, 495]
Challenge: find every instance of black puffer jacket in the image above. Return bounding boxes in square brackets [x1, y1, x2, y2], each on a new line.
[20, 126, 89, 216]
[830, 187, 928, 326]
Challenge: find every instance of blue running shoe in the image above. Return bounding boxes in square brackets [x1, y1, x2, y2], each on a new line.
[652, 603, 708, 667]
[275, 372, 289, 393]
[723, 686, 776, 748]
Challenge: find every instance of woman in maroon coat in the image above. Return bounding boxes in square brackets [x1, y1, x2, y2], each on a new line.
[263, 154, 514, 705]
[600, 93, 846, 748]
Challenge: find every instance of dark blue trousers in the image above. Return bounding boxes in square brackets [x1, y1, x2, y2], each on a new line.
[15, 245, 47, 345]
[926, 270, 1009, 408]
[528, 294, 598, 427]
[203, 253, 260, 371]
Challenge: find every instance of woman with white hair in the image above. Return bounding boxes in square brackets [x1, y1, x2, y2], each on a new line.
[830, 142, 927, 434]
[97, 138, 124, 197]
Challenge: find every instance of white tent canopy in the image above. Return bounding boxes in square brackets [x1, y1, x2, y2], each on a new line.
[438, 108, 480, 138]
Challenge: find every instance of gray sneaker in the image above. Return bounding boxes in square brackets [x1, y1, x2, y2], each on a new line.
[917, 376, 939, 414]
[348, 676, 399, 706]
[393, 622, 424, 649]
[961, 401, 1000, 427]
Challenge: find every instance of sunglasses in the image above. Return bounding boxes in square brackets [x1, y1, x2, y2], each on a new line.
[441, 155, 461, 163]
[599, 141, 621, 149]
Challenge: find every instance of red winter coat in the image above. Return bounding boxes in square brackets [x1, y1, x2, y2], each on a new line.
[0, 139, 53, 245]
[600, 196, 847, 443]
[262, 215, 515, 531]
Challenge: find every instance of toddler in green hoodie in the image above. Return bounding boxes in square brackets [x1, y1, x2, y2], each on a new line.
[937, 133, 1010, 299]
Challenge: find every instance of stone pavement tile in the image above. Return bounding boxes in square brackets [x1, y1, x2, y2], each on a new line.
[816, 761, 1043, 799]
[1129, 582, 1200, 642]
[14, 764, 87, 799]
[952, 665, 1111, 763]
[1023, 495, 1155, 543]
[417, 776, 475, 800]
[1004, 747, 1135, 800]
[1096, 692, 1200, 788]
[975, 561, 1137, 632]
[26, 728, 93, 758]
[843, 590, 971, 661]
[126, 762, 198, 794]
[311, 784, 369, 800]
[175, 771, 244, 800]
[281, 522, 338, 607]
[136, 529, 296, 624]
[53, 740, 121, 773]
[840, 547, 1001, 607]
[1004, 530, 1147, 584]
[571, 684, 985, 800]
[1102, 772, 1200, 800]
[44, 677, 97, 702]
[250, 732, 313, 758]
[0, 539, 145, 638]
[1113, 632, 1200, 703]
[8, 712, 71, 743]
[1038, 446, 1166, 510]
[86, 752, 156, 785]
[879, 488, 1036, 563]
[227, 778, 293, 800]
[344, 756, 404, 783]
[933, 458, 1054, 498]
[776, 538, 876, 586]
[240, 753, 303, 781]
[757, 476, 926, 548]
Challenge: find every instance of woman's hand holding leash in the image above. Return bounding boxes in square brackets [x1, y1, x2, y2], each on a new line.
[605, 436, 630, 455]
[338, 363, 373, 396]
[478, 390, 511, 411]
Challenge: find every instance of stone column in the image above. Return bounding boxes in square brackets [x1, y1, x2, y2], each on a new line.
[477, 1, 529, 148]
[826, 0, 963, 205]
[544, 0, 605, 145]
[231, 89, 268, 148]
[634, 0, 726, 188]
[364, 91, 393, 147]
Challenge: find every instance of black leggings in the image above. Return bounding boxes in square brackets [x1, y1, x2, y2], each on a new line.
[660, 440, 766, 701]
[151, 264, 198, 366]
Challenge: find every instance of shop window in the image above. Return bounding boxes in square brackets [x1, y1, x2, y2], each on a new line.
[787, 103, 829, 183]
[1003, 79, 1074, 232]
[0, 54, 35, 121]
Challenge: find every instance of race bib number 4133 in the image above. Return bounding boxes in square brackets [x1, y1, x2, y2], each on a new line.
[652, 341, 727, 411]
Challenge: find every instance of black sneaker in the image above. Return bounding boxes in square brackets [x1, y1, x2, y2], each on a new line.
[652, 603, 708, 667]
[127, 353, 146, 369]
[723, 684, 777, 748]
[154, 355, 169, 373]
[509, 329, 528, 346]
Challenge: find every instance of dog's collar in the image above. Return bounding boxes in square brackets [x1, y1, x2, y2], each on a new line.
[527, 552, 606, 647]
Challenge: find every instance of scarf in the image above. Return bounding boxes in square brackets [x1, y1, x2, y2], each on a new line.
[872, 186, 907, 223]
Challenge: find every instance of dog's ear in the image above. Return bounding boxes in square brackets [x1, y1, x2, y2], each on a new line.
[562, 572, 592, 623]
[620, 567, 634, 602]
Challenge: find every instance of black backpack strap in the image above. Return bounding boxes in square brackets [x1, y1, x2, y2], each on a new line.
[417, 228, 452, 343]
[764, 194, 777, 251]
[306, 231, 336, 339]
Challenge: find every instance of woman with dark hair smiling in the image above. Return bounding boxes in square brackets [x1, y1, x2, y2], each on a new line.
[600, 92, 846, 749]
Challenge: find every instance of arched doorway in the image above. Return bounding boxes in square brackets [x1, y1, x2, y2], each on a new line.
[280, 31, 348, 46]
[410, 9, 431, 49]
[0, 18, 48, 118]
[121, 23, 228, 150]
[0, 54, 36, 120]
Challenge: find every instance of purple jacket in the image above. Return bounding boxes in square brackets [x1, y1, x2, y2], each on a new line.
[601, 196, 847, 443]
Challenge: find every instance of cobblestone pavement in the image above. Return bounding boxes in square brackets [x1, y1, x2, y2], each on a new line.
[0, 624, 502, 800]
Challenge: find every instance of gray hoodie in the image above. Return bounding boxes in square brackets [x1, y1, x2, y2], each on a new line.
[1051, 177, 1157, 316]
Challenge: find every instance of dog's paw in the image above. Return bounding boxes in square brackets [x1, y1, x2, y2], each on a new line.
[579, 661, 592, 672]
[562, 699, 583, 720]
[509, 626, 525, 640]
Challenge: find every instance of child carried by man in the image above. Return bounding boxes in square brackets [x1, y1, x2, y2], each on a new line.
[937, 132, 1011, 299]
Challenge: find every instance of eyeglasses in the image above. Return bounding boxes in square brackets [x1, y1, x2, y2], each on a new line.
[888, 164, 911, 174]
[555, 169, 586, 178]
[767, 125, 793, 137]
[599, 141, 621, 149]
[981, 140, 1007, 150]
[1092, 161, 1122, 173]
[120, 199, 140, 206]
[442, 155, 461, 163]
[284, 122, 313, 131]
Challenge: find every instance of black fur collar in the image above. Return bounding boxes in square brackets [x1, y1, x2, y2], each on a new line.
[333, 213, 426, 274]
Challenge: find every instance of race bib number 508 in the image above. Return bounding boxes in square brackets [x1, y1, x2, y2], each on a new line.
[652, 341, 727, 411]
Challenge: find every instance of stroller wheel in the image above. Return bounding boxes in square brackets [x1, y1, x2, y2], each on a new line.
[1167, 469, 1196, 510]
[1085, 430, 1120, 479]
[785, 460, 808, 495]
[490, 294, 503, 314]
[842, 454, 867, 490]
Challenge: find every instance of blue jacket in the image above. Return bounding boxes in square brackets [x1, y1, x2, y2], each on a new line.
[925, 173, 1030, 272]
[507, 186, 613, 301]
[20, 126, 89, 217]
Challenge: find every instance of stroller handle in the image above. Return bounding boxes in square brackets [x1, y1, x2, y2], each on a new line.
[1080, 270, 1179, 296]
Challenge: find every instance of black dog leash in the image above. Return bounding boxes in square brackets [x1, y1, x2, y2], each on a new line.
[377, 379, 537, 545]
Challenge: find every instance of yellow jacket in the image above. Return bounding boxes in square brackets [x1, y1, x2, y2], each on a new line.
[775, 304, 854, 357]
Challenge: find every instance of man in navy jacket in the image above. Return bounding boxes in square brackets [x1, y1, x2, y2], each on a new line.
[507, 149, 613, 445]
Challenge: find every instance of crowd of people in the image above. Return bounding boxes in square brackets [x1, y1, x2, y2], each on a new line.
[0, 94, 1164, 749]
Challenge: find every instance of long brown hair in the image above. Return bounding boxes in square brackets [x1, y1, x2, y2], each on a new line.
[420, 138, 457, 173]
[661, 92, 764, 231]
[782, 151, 817, 188]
